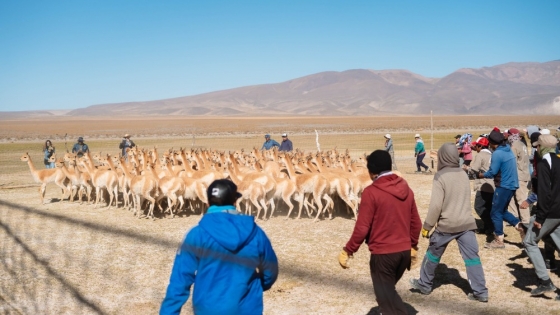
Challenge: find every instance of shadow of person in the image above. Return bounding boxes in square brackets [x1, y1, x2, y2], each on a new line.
[367, 302, 418, 315]
[429, 264, 472, 295]
[506, 262, 539, 293]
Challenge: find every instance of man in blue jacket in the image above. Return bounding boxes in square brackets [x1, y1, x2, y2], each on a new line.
[478, 128, 522, 249]
[261, 134, 280, 150]
[160, 179, 279, 315]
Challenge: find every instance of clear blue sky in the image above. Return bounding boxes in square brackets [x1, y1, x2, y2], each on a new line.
[1, 0, 559, 111]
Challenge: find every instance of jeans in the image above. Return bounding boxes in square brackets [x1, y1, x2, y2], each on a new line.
[491, 187, 520, 236]
[416, 153, 429, 171]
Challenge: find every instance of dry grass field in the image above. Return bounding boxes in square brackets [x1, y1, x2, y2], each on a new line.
[1, 116, 560, 315]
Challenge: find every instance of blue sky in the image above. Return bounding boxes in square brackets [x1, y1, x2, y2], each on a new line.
[1, 0, 559, 111]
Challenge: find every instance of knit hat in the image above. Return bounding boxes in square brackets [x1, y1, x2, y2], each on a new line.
[366, 150, 392, 174]
[534, 134, 558, 148]
[488, 127, 504, 144]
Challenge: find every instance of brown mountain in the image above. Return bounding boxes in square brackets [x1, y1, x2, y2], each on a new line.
[15, 61, 560, 117]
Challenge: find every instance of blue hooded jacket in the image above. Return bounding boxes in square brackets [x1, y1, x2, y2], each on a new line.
[483, 144, 519, 190]
[160, 205, 278, 315]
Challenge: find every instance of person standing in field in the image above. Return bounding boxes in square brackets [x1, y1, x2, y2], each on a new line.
[463, 137, 495, 235]
[477, 128, 523, 249]
[455, 134, 464, 166]
[72, 137, 89, 158]
[414, 134, 430, 173]
[119, 134, 136, 159]
[384, 134, 398, 170]
[339, 150, 421, 315]
[522, 134, 560, 300]
[43, 140, 56, 169]
[505, 128, 531, 231]
[279, 133, 293, 152]
[461, 134, 473, 166]
[261, 134, 280, 150]
[160, 179, 279, 315]
[410, 143, 489, 302]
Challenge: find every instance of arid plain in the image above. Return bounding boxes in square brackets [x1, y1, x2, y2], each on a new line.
[1, 115, 560, 315]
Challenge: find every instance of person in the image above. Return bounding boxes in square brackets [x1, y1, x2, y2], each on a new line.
[43, 140, 56, 168]
[278, 133, 293, 152]
[414, 134, 430, 173]
[119, 134, 136, 159]
[410, 143, 489, 302]
[384, 134, 398, 170]
[505, 128, 531, 228]
[455, 134, 464, 166]
[522, 134, 560, 300]
[338, 150, 421, 314]
[477, 128, 522, 249]
[160, 179, 279, 315]
[463, 137, 495, 235]
[261, 134, 280, 150]
[460, 134, 473, 166]
[72, 137, 89, 158]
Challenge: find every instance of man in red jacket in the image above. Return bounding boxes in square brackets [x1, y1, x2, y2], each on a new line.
[339, 150, 422, 315]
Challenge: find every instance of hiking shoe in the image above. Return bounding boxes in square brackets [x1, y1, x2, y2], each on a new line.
[530, 281, 556, 296]
[409, 278, 431, 295]
[467, 293, 488, 303]
[546, 259, 557, 271]
[484, 238, 505, 249]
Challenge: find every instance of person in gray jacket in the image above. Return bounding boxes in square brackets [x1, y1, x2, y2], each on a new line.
[384, 134, 398, 170]
[506, 128, 531, 228]
[410, 143, 489, 302]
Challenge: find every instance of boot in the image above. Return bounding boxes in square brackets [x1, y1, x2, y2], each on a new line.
[485, 234, 505, 249]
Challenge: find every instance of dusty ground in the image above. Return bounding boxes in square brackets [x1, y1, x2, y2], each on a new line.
[1, 116, 560, 315]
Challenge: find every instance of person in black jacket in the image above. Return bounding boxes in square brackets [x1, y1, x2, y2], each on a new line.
[523, 134, 560, 300]
[119, 134, 136, 159]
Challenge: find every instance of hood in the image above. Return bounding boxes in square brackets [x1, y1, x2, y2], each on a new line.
[526, 125, 539, 137]
[373, 174, 410, 201]
[437, 143, 460, 171]
[199, 212, 257, 253]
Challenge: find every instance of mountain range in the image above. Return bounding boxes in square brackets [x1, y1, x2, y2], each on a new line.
[8, 61, 560, 117]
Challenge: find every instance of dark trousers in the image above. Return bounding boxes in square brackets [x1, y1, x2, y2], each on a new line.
[474, 191, 494, 233]
[416, 153, 429, 171]
[369, 250, 410, 315]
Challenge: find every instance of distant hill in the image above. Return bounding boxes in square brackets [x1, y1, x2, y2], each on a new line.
[5, 61, 560, 118]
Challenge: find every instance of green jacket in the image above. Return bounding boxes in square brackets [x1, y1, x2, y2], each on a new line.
[415, 141, 425, 155]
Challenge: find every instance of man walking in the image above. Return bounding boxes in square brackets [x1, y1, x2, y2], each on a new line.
[478, 128, 523, 249]
[339, 150, 421, 314]
[384, 134, 398, 170]
[410, 143, 489, 302]
[279, 133, 293, 152]
[506, 128, 531, 229]
[523, 134, 560, 300]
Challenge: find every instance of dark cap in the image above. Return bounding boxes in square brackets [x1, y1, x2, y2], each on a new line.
[78, 137, 84, 142]
[265, 134, 270, 138]
[366, 150, 392, 174]
[488, 128, 504, 144]
[207, 179, 242, 206]
[530, 132, 541, 148]
[455, 134, 461, 139]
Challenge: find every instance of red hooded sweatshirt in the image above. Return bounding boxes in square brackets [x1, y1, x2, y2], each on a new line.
[345, 174, 421, 255]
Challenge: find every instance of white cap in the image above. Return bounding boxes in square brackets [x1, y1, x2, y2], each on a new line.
[282, 133, 287, 137]
[541, 128, 551, 135]
[414, 133, 421, 138]
[384, 134, 391, 139]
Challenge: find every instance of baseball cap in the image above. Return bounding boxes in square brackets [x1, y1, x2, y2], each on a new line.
[282, 133, 287, 137]
[533, 134, 558, 148]
[78, 137, 84, 142]
[384, 134, 391, 139]
[455, 134, 461, 139]
[476, 137, 489, 147]
[264, 134, 270, 138]
[207, 179, 242, 206]
[507, 128, 519, 135]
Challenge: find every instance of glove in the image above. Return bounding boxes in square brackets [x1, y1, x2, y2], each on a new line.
[338, 249, 352, 269]
[421, 228, 430, 238]
[410, 247, 419, 269]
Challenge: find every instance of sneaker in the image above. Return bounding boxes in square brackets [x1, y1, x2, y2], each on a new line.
[546, 259, 557, 271]
[467, 293, 488, 303]
[409, 278, 431, 295]
[530, 281, 556, 296]
[484, 238, 505, 249]
[424, 168, 431, 173]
